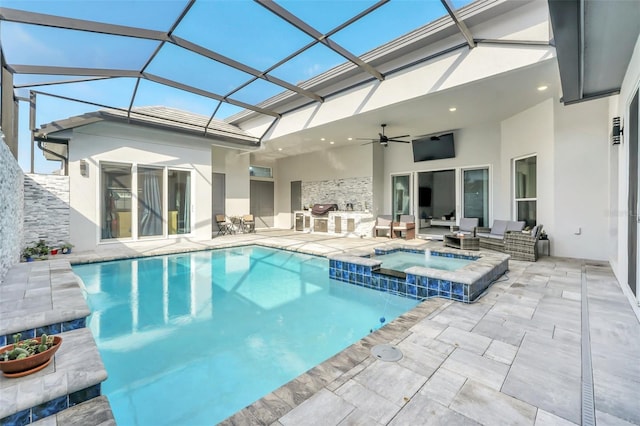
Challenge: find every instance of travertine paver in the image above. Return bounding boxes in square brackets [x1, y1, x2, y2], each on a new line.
[352, 361, 428, 406]
[279, 389, 354, 426]
[334, 380, 401, 424]
[502, 333, 581, 423]
[483, 339, 518, 365]
[436, 326, 492, 355]
[388, 394, 479, 425]
[450, 380, 537, 426]
[395, 339, 449, 378]
[440, 348, 510, 390]
[418, 368, 467, 407]
[534, 408, 578, 425]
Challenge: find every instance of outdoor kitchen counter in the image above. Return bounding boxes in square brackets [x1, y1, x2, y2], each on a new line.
[294, 211, 375, 237]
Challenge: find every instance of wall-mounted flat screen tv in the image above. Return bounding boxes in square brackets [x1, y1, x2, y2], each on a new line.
[412, 133, 455, 162]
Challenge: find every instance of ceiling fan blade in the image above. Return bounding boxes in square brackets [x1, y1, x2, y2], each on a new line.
[388, 139, 410, 143]
[388, 134, 410, 139]
[360, 141, 376, 146]
[355, 137, 376, 141]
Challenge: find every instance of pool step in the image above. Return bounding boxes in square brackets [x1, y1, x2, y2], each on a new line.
[376, 267, 407, 279]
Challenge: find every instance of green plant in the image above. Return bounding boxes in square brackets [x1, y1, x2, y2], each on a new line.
[34, 240, 50, 257]
[0, 333, 55, 361]
[22, 247, 36, 259]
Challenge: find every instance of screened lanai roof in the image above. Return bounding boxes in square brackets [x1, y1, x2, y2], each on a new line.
[2, 0, 638, 165]
[0, 0, 481, 143]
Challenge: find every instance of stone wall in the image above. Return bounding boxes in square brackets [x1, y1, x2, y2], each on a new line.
[23, 174, 70, 248]
[302, 177, 373, 211]
[0, 128, 24, 281]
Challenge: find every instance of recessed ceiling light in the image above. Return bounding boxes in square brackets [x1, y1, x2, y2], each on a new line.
[347, 137, 353, 141]
[537, 85, 548, 91]
[278, 148, 283, 151]
[449, 107, 457, 112]
[330, 141, 335, 145]
[320, 138, 325, 141]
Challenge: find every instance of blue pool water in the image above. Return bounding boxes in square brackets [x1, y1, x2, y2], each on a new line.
[377, 251, 472, 271]
[74, 246, 418, 425]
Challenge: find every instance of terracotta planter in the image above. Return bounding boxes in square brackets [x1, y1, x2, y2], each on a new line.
[0, 336, 62, 377]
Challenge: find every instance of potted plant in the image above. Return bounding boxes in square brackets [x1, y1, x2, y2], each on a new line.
[61, 242, 74, 254]
[34, 240, 50, 260]
[22, 246, 36, 262]
[0, 333, 62, 377]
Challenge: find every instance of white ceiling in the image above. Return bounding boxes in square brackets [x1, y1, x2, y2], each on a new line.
[252, 58, 560, 161]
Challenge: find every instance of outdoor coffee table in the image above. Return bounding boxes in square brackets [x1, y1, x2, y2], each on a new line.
[443, 234, 480, 250]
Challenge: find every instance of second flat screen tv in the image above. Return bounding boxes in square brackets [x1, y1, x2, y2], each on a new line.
[412, 133, 455, 162]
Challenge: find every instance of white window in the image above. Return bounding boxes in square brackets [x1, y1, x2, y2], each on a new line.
[513, 155, 537, 227]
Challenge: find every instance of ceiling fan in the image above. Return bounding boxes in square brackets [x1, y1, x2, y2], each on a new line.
[357, 124, 410, 147]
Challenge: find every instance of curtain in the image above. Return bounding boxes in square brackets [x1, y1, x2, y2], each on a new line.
[182, 173, 191, 233]
[140, 171, 162, 236]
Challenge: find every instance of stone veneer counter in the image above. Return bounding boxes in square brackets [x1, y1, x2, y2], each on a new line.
[294, 210, 375, 237]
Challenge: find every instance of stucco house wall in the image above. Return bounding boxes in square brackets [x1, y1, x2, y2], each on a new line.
[65, 121, 214, 251]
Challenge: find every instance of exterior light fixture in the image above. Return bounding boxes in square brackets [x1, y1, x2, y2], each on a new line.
[612, 117, 623, 145]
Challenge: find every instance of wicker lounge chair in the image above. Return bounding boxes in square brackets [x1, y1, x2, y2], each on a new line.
[505, 224, 543, 261]
[450, 217, 479, 236]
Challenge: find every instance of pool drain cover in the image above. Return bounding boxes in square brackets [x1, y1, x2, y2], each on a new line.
[371, 344, 403, 362]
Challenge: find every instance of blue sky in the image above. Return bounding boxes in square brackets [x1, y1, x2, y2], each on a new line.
[1, 0, 473, 173]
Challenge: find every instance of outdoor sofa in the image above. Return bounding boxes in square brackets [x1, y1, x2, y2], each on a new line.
[476, 219, 525, 252]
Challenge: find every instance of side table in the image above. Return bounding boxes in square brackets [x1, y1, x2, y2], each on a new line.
[443, 234, 480, 250]
[537, 238, 550, 256]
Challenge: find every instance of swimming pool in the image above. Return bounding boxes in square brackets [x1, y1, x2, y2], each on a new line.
[74, 246, 417, 425]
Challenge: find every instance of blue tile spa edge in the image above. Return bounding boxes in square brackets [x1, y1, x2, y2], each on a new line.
[328, 248, 509, 304]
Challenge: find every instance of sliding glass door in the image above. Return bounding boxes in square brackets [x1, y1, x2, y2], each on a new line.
[138, 167, 164, 237]
[392, 174, 411, 221]
[101, 163, 191, 241]
[101, 163, 132, 240]
[463, 168, 489, 227]
[168, 170, 191, 235]
[416, 170, 455, 235]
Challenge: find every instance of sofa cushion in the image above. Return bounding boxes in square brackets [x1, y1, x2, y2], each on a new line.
[530, 225, 540, 238]
[476, 232, 491, 238]
[486, 234, 504, 240]
[489, 220, 508, 236]
[506, 221, 525, 232]
[459, 217, 479, 233]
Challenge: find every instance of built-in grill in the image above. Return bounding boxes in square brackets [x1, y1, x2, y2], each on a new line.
[311, 203, 338, 232]
[311, 203, 339, 216]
